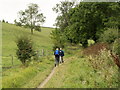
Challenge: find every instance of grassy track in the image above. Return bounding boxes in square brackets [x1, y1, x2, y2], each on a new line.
[44, 49, 119, 88]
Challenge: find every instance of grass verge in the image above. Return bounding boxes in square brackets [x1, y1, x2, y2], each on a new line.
[2, 55, 54, 88]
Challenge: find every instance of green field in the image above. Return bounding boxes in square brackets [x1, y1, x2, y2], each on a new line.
[2, 23, 54, 67]
[2, 23, 55, 88]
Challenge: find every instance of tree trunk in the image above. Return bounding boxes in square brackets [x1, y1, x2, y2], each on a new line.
[31, 28, 33, 34]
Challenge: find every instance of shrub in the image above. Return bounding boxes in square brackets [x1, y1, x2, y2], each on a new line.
[99, 28, 118, 44]
[16, 35, 34, 65]
[112, 38, 120, 57]
[87, 39, 95, 46]
[87, 49, 119, 87]
[83, 43, 109, 56]
[51, 29, 67, 51]
[34, 26, 41, 32]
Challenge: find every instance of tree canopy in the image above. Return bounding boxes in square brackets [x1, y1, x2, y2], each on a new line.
[15, 3, 46, 34]
[51, 1, 120, 47]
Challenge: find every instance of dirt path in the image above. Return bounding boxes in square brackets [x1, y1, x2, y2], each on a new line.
[37, 60, 67, 88]
[37, 66, 56, 88]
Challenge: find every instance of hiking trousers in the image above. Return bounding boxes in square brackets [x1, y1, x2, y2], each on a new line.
[59, 56, 64, 63]
[55, 55, 59, 66]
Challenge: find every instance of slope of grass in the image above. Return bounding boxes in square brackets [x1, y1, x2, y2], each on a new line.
[2, 23, 55, 88]
[2, 23, 54, 67]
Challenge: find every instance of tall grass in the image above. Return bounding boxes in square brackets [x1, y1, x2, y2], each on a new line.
[2, 55, 54, 88]
[2, 23, 55, 88]
[44, 46, 119, 88]
[87, 48, 119, 87]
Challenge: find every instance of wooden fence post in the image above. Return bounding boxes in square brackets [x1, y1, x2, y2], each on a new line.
[42, 49, 44, 56]
[12, 55, 13, 66]
[10, 54, 13, 66]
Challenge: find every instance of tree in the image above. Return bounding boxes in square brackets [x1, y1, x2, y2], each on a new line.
[99, 28, 118, 44]
[16, 35, 34, 65]
[64, 2, 120, 47]
[53, 0, 75, 31]
[52, 1, 120, 47]
[14, 19, 22, 26]
[51, 0, 75, 49]
[16, 3, 46, 34]
[2, 19, 5, 23]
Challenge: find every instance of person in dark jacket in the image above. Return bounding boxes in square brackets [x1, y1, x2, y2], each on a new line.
[59, 48, 64, 63]
[54, 48, 60, 67]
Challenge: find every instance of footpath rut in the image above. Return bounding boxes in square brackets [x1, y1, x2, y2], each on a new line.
[37, 67, 56, 88]
[37, 57, 70, 88]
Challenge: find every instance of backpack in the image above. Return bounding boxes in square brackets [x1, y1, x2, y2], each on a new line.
[59, 50, 64, 56]
[59, 50, 63, 55]
[55, 50, 59, 55]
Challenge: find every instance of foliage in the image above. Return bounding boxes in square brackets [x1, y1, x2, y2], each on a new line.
[2, 19, 5, 23]
[14, 19, 22, 26]
[99, 28, 118, 44]
[52, 2, 120, 47]
[16, 35, 34, 65]
[87, 48, 119, 87]
[51, 29, 67, 51]
[52, 0, 75, 31]
[51, 0, 75, 48]
[112, 38, 120, 57]
[66, 2, 120, 46]
[87, 39, 95, 46]
[83, 43, 109, 56]
[15, 3, 46, 34]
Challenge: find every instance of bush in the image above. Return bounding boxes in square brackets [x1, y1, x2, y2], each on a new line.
[99, 28, 118, 44]
[51, 29, 66, 51]
[87, 39, 95, 46]
[83, 43, 109, 56]
[34, 26, 41, 32]
[112, 38, 120, 57]
[87, 49, 119, 87]
[16, 35, 34, 65]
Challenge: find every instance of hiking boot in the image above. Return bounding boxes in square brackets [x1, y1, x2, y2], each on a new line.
[55, 64, 56, 67]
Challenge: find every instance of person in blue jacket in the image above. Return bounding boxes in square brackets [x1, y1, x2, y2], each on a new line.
[59, 48, 64, 63]
[54, 48, 60, 67]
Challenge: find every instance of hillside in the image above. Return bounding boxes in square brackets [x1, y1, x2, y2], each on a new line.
[2, 23, 55, 88]
[2, 23, 54, 67]
[2, 23, 54, 56]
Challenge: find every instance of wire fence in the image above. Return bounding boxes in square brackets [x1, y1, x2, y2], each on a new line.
[2, 49, 53, 70]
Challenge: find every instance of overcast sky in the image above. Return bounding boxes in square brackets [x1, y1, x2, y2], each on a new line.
[0, 0, 73, 27]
